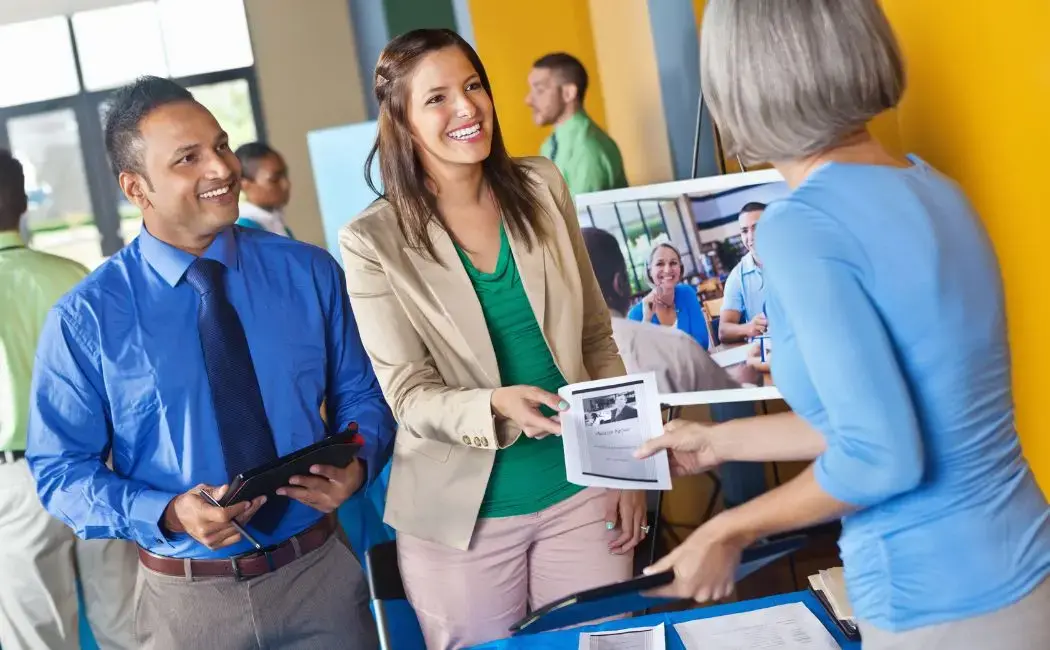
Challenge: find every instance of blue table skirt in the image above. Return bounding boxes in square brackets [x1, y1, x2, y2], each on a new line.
[469, 591, 860, 650]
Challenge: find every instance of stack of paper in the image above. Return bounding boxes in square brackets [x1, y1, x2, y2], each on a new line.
[579, 623, 665, 650]
[674, 602, 840, 649]
[808, 567, 857, 636]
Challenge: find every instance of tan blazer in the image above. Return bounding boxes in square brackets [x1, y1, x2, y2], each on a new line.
[339, 157, 626, 550]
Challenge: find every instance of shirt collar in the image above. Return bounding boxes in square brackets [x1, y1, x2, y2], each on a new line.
[139, 225, 239, 288]
[241, 202, 286, 231]
[741, 251, 762, 275]
[553, 110, 591, 140]
[0, 230, 24, 249]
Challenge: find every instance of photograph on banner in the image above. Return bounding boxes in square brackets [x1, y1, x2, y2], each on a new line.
[575, 170, 790, 390]
[559, 373, 671, 491]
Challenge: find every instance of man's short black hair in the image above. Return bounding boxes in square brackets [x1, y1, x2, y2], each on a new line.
[103, 76, 195, 183]
[533, 52, 589, 104]
[582, 227, 630, 315]
[235, 142, 282, 180]
[740, 201, 767, 215]
[0, 149, 28, 232]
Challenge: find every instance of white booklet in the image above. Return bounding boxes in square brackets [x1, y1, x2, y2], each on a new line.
[674, 602, 840, 649]
[559, 373, 673, 490]
[579, 623, 666, 650]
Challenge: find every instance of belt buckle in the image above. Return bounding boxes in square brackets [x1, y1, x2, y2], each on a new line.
[230, 544, 280, 581]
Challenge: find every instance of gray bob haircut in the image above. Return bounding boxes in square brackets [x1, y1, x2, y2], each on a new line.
[700, 0, 905, 164]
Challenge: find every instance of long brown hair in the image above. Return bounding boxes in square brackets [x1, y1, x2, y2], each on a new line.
[365, 29, 547, 262]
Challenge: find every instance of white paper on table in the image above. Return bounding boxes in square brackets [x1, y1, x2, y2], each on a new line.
[674, 602, 841, 650]
[579, 623, 666, 650]
[559, 372, 671, 490]
[710, 345, 751, 368]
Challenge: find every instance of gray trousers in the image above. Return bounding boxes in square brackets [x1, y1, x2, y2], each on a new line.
[136, 535, 378, 650]
[860, 577, 1050, 650]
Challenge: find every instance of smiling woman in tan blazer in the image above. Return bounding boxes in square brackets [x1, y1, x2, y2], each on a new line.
[338, 29, 646, 650]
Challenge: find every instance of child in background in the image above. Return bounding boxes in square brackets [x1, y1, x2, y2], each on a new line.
[235, 142, 294, 238]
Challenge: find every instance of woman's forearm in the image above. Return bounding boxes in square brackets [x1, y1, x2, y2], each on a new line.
[714, 464, 854, 548]
[712, 411, 826, 464]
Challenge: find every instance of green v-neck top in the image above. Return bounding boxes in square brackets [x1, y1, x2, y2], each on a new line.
[454, 225, 584, 517]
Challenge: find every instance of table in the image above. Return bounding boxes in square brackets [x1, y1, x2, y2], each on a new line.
[469, 590, 859, 650]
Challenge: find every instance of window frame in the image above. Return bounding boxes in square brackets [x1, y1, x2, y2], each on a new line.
[0, 14, 266, 258]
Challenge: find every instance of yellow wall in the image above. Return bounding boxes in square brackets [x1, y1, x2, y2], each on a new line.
[692, 0, 704, 32]
[880, 0, 1050, 492]
[468, 0, 607, 157]
[588, 0, 674, 185]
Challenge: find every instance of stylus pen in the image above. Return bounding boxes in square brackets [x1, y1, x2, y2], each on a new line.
[198, 489, 265, 551]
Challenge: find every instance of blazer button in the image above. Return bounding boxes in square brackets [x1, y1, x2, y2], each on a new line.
[473, 436, 483, 447]
[481, 437, 490, 447]
[462, 435, 472, 445]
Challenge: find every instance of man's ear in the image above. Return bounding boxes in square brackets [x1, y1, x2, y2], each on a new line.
[119, 171, 152, 213]
[560, 83, 579, 105]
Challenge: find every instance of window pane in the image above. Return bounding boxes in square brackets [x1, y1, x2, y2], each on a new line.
[159, 0, 254, 77]
[0, 18, 80, 108]
[9, 110, 104, 269]
[188, 79, 258, 150]
[73, 2, 168, 91]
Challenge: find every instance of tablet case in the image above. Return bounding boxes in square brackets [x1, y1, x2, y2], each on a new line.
[218, 425, 363, 507]
[510, 534, 808, 635]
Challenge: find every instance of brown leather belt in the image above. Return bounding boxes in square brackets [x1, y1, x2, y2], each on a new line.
[138, 514, 337, 580]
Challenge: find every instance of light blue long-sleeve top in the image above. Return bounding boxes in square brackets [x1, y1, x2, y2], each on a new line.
[758, 156, 1050, 632]
[26, 226, 396, 559]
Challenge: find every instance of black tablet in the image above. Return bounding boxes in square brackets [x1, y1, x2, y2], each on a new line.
[510, 534, 808, 635]
[218, 425, 363, 507]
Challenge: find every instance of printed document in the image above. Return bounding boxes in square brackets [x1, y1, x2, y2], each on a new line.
[559, 373, 672, 490]
[674, 602, 840, 649]
[579, 624, 666, 650]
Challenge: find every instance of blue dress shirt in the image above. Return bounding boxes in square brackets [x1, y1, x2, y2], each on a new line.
[27, 226, 395, 559]
[721, 252, 765, 324]
[627, 283, 709, 349]
[757, 156, 1050, 631]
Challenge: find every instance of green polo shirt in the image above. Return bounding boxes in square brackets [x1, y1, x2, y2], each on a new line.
[0, 231, 88, 452]
[454, 226, 584, 517]
[540, 110, 628, 196]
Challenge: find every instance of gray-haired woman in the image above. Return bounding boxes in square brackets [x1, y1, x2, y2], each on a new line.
[635, 1, 1050, 648]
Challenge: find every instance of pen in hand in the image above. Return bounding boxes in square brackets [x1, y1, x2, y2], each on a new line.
[198, 488, 264, 551]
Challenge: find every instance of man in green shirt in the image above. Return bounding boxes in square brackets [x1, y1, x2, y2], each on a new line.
[0, 149, 137, 650]
[527, 52, 628, 195]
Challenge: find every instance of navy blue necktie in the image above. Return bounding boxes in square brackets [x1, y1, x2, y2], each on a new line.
[186, 258, 287, 532]
[549, 133, 559, 163]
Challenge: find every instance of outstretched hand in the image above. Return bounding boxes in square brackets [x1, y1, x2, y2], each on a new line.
[635, 419, 722, 476]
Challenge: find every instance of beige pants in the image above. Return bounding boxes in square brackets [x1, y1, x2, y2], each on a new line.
[859, 577, 1050, 650]
[135, 535, 376, 650]
[397, 488, 634, 650]
[0, 459, 138, 650]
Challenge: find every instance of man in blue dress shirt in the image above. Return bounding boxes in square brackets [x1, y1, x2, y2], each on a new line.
[26, 76, 395, 650]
